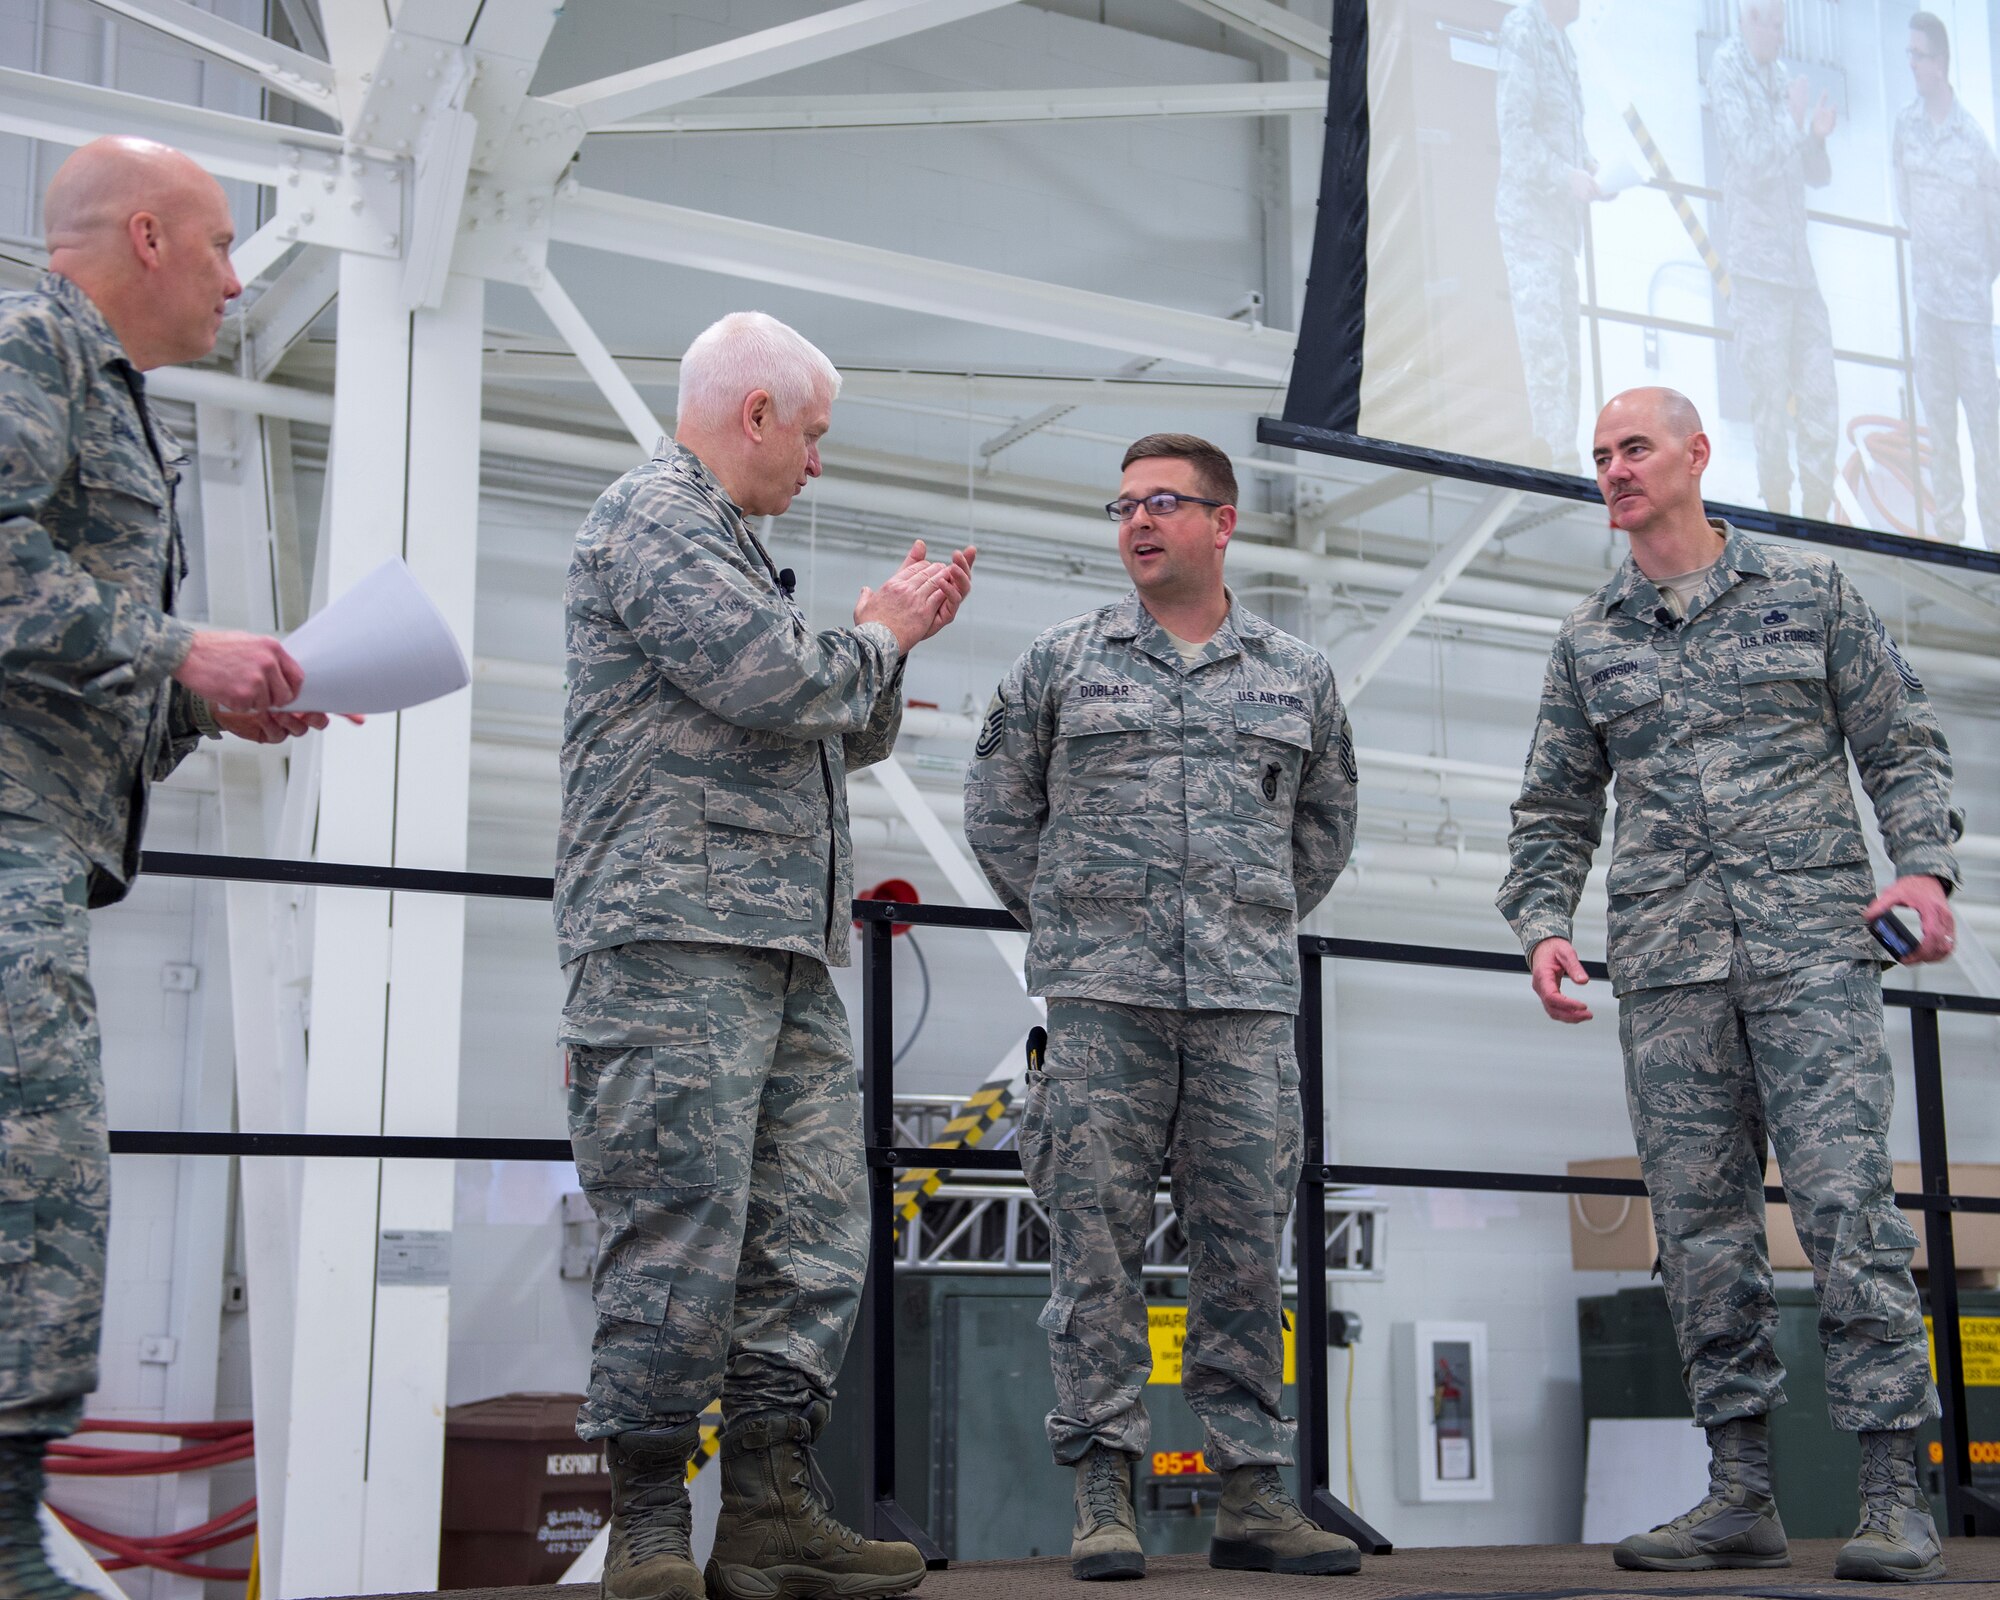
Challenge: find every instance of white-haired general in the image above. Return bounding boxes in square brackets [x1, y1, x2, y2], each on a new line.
[553, 310, 973, 1600]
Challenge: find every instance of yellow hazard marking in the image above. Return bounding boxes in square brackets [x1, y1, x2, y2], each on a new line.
[1922, 1315, 2000, 1386]
[892, 1075, 1017, 1240]
[1146, 1305, 1295, 1386]
[1622, 104, 1733, 300]
[685, 1404, 723, 1483]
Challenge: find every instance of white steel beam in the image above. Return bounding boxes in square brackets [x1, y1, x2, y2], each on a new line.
[1330, 488, 1523, 702]
[867, 754, 1030, 990]
[530, 273, 666, 453]
[0, 64, 337, 183]
[82, 0, 338, 119]
[230, 217, 296, 290]
[546, 0, 1022, 131]
[241, 246, 339, 381]
[317, 0, 391, 130]
[598, 79, 1326, 134]
[194, 400, 309, 1588]
[1170, 0, 1330, 69]
[551, 187, 1298, 380]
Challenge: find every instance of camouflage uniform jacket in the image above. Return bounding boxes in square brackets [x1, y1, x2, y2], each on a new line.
[1893, 93, 2000, 323]
[555, 442, 905, 968]
[1708, 36, 1831, 290]
[0, 272, 207, 907]
[1495, 0, 1590, 250]
[1498, 522, 1960, 995]
[963, 592, 1357, 1015]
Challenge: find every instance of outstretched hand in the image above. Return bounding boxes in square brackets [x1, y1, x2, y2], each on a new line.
[1530, 936, 1594, 1023]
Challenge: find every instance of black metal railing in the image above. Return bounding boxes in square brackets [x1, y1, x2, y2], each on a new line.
[127, 852, 2000, 1557]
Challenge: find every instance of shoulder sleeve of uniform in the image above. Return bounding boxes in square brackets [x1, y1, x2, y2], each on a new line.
[1290, 652, 1357, 918]
[1826, 564, 1960, 888]
[963, 645, 1054, 926]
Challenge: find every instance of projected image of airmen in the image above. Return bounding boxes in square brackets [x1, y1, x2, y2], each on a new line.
[1495, 0, 1599, 474]
[1709, 0, 1838, 520]
[1893, 10, 2000, 545]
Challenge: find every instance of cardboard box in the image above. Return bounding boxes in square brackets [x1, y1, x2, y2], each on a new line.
[1567, 1159, 2000, 1273]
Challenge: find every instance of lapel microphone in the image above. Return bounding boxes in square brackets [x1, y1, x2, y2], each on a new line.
[777, 567, 797, 599]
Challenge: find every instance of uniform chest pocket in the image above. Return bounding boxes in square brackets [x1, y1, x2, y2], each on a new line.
[1231, 698, 1311, 821]
[1576, 651, 1662, 727]
[1055, 692, 1157, 798]
[1736, 645, 1827, 720]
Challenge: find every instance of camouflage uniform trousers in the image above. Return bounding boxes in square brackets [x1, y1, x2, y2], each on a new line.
[1619, 936, 1937, 1435]
[1499, 228, 1583, 472]
[1914, 310, 2000, 543]
[1020, 1000, 1304, 1470]
[563, 940, 869, 1441]
[0, 813, 105, 1439]
[1730, 279, 1839, 521]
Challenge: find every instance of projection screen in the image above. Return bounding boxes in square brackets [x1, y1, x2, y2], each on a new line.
[1268, 0, 2000, 565]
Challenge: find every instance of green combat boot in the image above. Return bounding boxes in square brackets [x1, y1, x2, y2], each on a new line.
[1834, 1429, 1946, 1583]
[0, 1436, 91, 1600]
[604, 1421, 704, 1600]
[705, 1412, 925, 1600]
[1068, 1445, 1143, 1581]
[1208, 1464, 1360, 1577]
[1613, 1416, 1789, 1572]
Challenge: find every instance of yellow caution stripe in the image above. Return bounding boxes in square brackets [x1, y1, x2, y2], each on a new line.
[1622, 104, 1733, 301]
[685, 1403, 723, 1484]
[891, 1074, 1019, 1236]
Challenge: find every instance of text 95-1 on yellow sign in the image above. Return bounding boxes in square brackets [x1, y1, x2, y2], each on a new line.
[1147, 1305, 1295, 1386]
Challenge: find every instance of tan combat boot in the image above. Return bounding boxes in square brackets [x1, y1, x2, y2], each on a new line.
[1209, 1464, 1360, 1576]
[705, 1413, 925, 1600]
[1068, 1445, 1144, 1581]
[1834, 1429, 1946, 1583]
[1613, 1416, 1789, 1571]
[604, 1422, 705, 1600]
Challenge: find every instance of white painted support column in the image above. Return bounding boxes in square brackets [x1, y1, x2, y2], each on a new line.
[1329, 488, 1523, 702]
[193, 399, 308, 1586]
[278, 258, 483, 1598]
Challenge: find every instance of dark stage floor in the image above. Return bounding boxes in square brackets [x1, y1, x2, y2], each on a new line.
[379, 1539, 2000, 1600]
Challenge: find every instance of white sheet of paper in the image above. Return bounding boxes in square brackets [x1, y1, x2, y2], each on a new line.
[1596, 156, 1645, 197]
[280, 557, 470, 713]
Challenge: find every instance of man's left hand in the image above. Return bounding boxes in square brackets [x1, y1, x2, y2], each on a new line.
[216, 708, 363, 744]
[1865, 874, 1956, 965]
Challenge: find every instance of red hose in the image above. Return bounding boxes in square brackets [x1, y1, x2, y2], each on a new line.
[45, 1419, 257, 1579]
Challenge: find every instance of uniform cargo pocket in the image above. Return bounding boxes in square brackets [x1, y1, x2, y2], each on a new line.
[702, 782, 821, 922]
[1606, 853, 1688, 897]
[1764, 829, 1871, 927]
[0, 932, 98, 1117]
[1824, 1203, 1925, 1342]
[566, 1040, 717, 1194]
[1037, 1294, 1076, 1334]
[1232, 866, 1296, 912]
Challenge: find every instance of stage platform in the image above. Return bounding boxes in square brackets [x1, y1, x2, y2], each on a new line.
[395, 1539, 2000, 1600]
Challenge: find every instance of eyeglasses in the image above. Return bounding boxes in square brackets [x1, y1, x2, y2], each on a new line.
[1104, 492, 1227, 523]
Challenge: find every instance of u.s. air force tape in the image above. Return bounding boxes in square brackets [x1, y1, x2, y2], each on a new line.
[974, 691, 1007, 759]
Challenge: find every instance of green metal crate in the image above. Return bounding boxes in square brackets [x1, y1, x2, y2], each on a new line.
[1579, 1285, 2000, 1537]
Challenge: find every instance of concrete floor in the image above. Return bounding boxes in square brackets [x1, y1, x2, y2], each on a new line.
[402, 1539, 2000, 1600]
